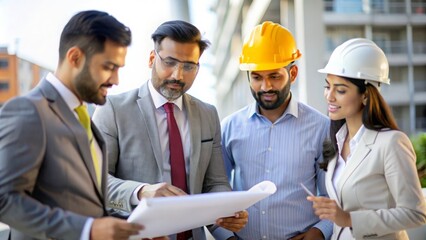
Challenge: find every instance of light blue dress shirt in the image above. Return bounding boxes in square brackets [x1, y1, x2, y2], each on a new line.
[221, 96, 333, 240]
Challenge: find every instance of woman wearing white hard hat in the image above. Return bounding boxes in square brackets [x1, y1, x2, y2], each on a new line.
[307, 38, 426, 239]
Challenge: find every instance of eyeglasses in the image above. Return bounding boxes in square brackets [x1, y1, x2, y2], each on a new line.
[154, 50, 199, 73]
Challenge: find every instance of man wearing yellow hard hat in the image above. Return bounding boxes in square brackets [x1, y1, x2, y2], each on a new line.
[221, 21, 332, 239]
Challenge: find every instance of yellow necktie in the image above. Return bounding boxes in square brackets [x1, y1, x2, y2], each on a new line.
[74, 105, 101, 186]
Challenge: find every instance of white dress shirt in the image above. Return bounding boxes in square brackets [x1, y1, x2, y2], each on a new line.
[333, 124, 366, 239]
[130, 79, 191, 204]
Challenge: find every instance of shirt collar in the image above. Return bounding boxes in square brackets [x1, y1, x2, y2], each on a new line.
[350, 124, 366, 150]
[336, 123, 366, 155]
[148, 79, 183, 110]
[45, 72, 83, 111]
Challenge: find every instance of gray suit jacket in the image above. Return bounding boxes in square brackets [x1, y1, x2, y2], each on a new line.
[92, 81, 232, 239]
[326, 128, 426, 239]
[0, 80, 107, 240]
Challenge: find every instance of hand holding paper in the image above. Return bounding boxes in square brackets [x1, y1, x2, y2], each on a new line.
[127, 180, 277, 238]
[216, 209, 249, 232]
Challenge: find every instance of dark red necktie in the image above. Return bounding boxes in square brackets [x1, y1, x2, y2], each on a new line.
[164, 103, 188, 193]
[164, 103, 192, 240]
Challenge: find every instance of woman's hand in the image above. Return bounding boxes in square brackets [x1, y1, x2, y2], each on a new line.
[307, 196, 352, 227]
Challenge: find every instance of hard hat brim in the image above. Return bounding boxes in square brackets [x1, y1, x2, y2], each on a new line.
[240, 61, 295, 71]
[318, 68, 390, 85]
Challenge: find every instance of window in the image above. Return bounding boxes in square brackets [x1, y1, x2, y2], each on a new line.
[0, 59, 9, 69]
[334, 0, 363, 13]
[0, 80, 10, 91]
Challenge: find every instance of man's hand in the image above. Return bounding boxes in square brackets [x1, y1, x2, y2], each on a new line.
[216, 210, 248, 232]
[90, 217, 143, 240]
[289, 227, 324, 240]
[138, 182, 187, 200]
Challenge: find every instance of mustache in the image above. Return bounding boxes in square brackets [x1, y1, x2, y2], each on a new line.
[100, 83, 113, 88]
[257, 90, 279, 97]
[164, 79, 185, 87]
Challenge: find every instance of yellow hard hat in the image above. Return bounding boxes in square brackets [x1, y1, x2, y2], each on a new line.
[239, 21, 302, 71]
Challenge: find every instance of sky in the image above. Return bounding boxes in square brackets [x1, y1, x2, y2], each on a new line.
[0, 0, 217, 104]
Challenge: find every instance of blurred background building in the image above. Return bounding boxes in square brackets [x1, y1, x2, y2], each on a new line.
[211, 0, 426, 137]
[0, 0, 425, 239]
[1, 0, 424, 136]
[0, 47, 50, 107]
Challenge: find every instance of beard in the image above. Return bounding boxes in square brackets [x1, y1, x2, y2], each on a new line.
[159, 79, 185, 101]
[74, 64, 106, 105]
[250, 80, 291, 110]
[151, 64, 186, 101]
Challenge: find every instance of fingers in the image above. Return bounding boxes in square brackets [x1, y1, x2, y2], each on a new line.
[111, 221, 143, 239]
[140, 183, 187, 199]
[91, 217, 144, 240]
[288, 232, 305, 240]
[216, 210, 249, 232]
[234, 210, 248, 218]
[166, 185, 187, 196]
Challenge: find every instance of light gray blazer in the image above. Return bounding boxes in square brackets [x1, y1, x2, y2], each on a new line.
[326, 128, 426, 239]
[92, 81, 231, 239]
[0, 80, 107, 240]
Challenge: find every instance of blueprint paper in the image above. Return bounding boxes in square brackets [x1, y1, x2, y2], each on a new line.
[127, 180, 277, 238]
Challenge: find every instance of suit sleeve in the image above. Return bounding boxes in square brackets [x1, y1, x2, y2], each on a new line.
[92, 97, 141, 214]
[0, 97, 87, 240]
[351, 131, 426, 238]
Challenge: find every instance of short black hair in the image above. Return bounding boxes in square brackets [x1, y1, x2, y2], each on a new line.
[58, 10, 132, 62]
[151, 20, 210, 55]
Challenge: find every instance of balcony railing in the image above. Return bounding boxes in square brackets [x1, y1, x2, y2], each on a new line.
[412, 2, 426, 14]
[413, 42, 426, 54]
[374, 40, 407, 54]
[324, 0, 426, 15]
[326, 40, 426, 55]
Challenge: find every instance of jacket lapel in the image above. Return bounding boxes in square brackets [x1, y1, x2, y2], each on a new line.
[39, 80, 104, 198]
[336, 129, 377, 203]
[136, 83, 164, 175]
[183, 94, 201, 194]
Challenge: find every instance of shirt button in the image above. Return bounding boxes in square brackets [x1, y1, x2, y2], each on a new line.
[262, 211, 266, 214]
[262, 236, 267, 239]
[268, 147, 271, 151]
[265, 169, 270, 173]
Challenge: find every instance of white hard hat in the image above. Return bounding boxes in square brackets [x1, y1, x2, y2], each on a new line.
[318, 38, 390, 87]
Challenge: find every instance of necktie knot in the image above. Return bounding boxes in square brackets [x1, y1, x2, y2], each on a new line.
[163, 102, 174, 114]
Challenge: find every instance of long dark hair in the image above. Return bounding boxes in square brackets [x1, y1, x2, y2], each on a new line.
[319, 77, 399, 170]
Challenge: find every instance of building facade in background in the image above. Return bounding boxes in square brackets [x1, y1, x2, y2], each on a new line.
[211, 0, 426, 136]
[0, 47, 50, 107]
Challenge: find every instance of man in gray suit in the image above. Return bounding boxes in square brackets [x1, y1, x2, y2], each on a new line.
[93, 20, 248, 240]
[0, 10, 145, 240]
